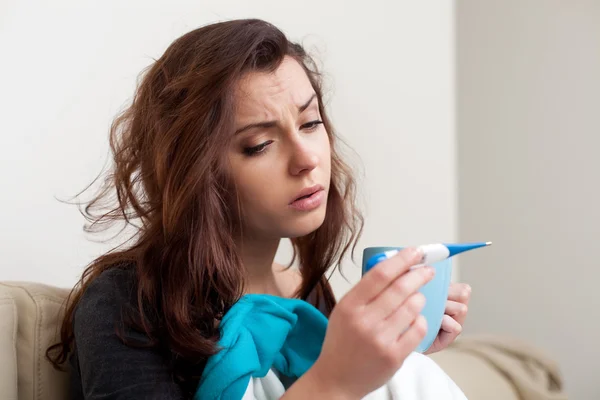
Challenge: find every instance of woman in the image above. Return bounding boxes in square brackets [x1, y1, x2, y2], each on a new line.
[48, 18, 471, 399]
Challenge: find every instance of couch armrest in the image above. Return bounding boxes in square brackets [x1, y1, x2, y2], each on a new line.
[0, 282, 71, 400]
[0, 286, 18, 400]
[429, 334, 567, 400]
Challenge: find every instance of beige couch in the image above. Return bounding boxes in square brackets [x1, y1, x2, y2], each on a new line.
[0, 281, 568, 400]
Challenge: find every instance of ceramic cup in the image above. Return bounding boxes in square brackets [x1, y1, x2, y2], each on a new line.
[362, 246, 452, 353]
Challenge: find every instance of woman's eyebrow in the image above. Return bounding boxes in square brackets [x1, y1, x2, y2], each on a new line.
[235, 120, 276, 135]
[298, 93, 317, 113]
[235, 93, 317, 135]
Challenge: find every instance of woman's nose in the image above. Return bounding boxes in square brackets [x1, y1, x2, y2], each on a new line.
[288, 143, 319, 176]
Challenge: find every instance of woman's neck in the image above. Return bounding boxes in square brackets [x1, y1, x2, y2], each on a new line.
[237, 235, 301, 298]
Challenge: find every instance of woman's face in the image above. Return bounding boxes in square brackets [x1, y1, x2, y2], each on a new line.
[228, 56, 331, 240]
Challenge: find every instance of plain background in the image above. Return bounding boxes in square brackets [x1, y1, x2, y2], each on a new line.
[457, 1, 600, 398]
[0, 0, 457, 290]
[2, 1, 599, 398]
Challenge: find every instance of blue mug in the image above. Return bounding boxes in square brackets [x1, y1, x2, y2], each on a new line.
[362, 246, 452, 353]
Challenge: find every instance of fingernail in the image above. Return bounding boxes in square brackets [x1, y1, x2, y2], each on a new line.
[411, 247, 424, 261]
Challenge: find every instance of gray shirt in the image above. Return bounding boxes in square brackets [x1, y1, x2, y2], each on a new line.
[69, 265, 329, 399]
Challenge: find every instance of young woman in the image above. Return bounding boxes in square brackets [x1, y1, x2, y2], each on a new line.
[48, 18, 471, 399]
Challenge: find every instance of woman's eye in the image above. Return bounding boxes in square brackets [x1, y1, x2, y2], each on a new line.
[300, 120, 323, 131]
[243, 140, 273, 156]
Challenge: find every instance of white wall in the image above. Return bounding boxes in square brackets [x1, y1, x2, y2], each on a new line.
[0, 0, 457, 297]
[457, 1, 600, 398]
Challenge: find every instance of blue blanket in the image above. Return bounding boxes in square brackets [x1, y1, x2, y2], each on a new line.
[194, 294, 328, 400]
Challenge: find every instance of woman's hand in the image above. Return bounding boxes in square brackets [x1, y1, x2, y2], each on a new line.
[423, 282, 471, 355]
[300, 247, 435, 399]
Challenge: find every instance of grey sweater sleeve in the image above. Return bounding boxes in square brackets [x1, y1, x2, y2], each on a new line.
[70, 268, 185, 400]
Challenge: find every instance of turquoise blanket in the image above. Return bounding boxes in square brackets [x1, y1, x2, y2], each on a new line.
[194, 294, 328, 400]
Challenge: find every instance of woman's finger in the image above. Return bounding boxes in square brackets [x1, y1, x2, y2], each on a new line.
[378, 292, 426, 340]
[391, 315, 428, 361]
[345, 247, 423, 307]
[365, 267, 434, 323]
[444, 300, 468, 325]
[447, 282, 472, 305]
[434, 314, 463, 349]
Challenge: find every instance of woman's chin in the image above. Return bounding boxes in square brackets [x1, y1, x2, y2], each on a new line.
[283, 212, 327, 238]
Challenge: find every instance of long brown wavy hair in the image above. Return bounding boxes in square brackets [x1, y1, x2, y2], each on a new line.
[47, 18, 363, 390]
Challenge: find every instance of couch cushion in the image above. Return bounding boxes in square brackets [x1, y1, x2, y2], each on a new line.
[0, 282, 71, 400]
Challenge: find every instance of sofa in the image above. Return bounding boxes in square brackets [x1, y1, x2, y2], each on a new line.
[0, 281, 568, 400]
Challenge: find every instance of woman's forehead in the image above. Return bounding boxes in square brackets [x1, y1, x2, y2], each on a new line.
[234, 57, 315, 117]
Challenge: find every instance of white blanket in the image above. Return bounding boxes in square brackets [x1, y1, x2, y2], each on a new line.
[242, 352, 468, 399]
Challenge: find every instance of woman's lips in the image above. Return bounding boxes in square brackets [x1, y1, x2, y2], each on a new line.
[289, 189, 325, 211]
